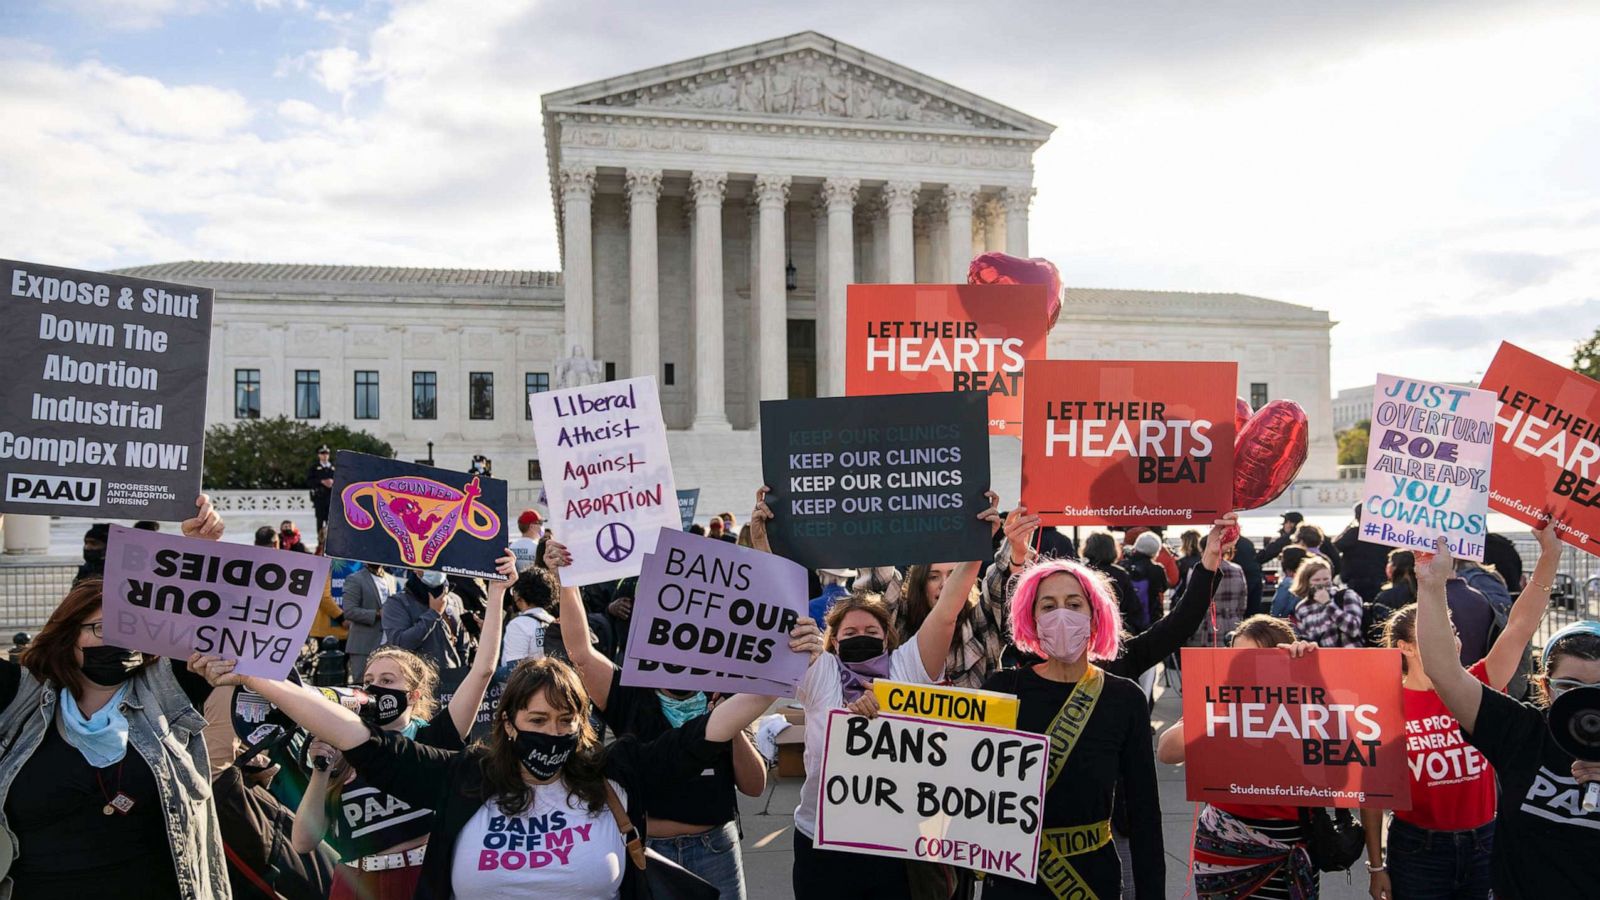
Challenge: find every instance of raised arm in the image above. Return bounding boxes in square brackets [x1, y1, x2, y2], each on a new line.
[1482, 520, 1561, 689]
[448, 551, 515, 737]
[1156, 721, 1186, 764]
[1113, 513, 1236, 676]
[546, 540, 615, 710]
[181, 493, 225, 541]
[1416, 538, 1483, 731]
[750, 485, 773, 554]
[240, 675, 371, 751]
[915, 495, 996, 679]
[707, 618, 822, 741]
[984, 504, 1040, 610]
[731, 730, 767, 797]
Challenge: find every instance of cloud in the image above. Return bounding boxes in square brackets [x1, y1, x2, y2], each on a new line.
[1461, 251, 1573, 290]
[48, 0, 211, 31]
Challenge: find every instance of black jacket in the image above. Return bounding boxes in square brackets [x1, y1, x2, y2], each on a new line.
[342, 713, 722, 899]
[1334, 524, 1390, 601]
[306, 462, 335, 502]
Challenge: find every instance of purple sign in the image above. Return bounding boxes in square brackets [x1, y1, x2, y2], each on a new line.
[622, 530, 812, 696]
[102, 525, 330, 679]
[620, 652, 797, 696]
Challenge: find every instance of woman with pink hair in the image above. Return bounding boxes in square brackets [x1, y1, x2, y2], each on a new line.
[979, 551, 1162, 898]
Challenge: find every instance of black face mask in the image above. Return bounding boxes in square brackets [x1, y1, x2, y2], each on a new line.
[82, 548, 106, 564]
[358, 684, 409, 727]
[81, 645, 144, 686]
[836, 635, 885, 664]
[512, 728, 579, 780]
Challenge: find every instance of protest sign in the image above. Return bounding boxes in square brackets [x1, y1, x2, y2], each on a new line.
[1359, 374, 1495, 560]
[328, 557, 363, 605]
[326, 451, 506, 579]
[815, 710, 1047, 881]
[1021, 360, 1237, 525]
[1480, 342, 1600, 555]
[625, 531, 810, 695]
[846, 284, 1050, 437]
[102, 526, 330, 679]
[0, 259, 213, 520]
[677, 488, 700, 530]
[619, 651, 795, 695]
[872, 680, 1019, 729]
[759, 391, 991, 569]
[436, 667, 505, 742]
[530, 376, 678, 586]
[1180, 647, 1411, 809]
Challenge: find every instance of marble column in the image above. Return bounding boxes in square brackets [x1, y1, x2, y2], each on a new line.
[884, 180, 918, 283]
[868, 197, 889, 283]
[559, 165, 596, 357]
[754, 174, 791, 403]
[971, 199, 991, 257]
[944, 184, 979, 283]
[984, 198, 1007, 253]
[626, 168, 661, 383]
[2, 515, 49, 555]
[821, 177, 859, 397]
[690, 171, 730, 430]
[746, 200, 761, 424]
[812, 195, 829, 311]
[1003, 187, 1034, 257]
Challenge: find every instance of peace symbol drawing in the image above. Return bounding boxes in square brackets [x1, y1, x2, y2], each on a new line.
[596, 522, 635, 563]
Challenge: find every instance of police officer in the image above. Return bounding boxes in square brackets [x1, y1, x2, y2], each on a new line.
[306, 445, 336, 531]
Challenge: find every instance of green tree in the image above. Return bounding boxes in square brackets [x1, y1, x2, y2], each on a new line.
[1336, 419, 1370, 466]
[1575, 329, 1600, 381]
[203, 417, 394, 490]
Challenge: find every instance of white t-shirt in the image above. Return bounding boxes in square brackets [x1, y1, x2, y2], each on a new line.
[502, 609, 552, 663]
[791, 640, 937, 839]
[450, 779, 628, 899]
[509, 537, 540, 572]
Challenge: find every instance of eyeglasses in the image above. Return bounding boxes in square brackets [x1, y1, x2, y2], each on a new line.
[79, 621, 104, 638]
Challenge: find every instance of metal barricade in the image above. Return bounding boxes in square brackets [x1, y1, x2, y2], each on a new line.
[0, 562, 78, 632]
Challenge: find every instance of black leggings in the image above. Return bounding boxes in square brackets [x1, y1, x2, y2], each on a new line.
[792, 830, 910, 900]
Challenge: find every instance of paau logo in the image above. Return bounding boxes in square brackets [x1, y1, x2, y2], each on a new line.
[342, 475, 501, 566]
[6, 473, 100, 506]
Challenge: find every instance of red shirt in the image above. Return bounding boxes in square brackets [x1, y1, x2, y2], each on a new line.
[1396, 659, 1496, 830]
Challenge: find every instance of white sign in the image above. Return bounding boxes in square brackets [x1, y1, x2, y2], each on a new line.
[530, 376, 679, 586]
[815, 710, 1048, 882]
[1360, 374, 1497, 561]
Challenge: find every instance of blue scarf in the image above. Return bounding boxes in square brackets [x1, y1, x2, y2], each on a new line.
[58, 684, 131, 768]
[658, 691, 708, 728]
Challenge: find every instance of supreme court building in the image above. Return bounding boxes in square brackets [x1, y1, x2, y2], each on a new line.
[116, 32, 1337, 519]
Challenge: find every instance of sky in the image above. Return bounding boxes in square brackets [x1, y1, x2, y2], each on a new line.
[2, 0, 1597, 393]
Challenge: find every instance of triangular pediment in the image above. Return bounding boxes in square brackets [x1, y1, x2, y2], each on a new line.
[542, 31, 1053, 137]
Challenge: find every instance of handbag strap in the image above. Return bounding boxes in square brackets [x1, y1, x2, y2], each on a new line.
[604, 781, 647, 871]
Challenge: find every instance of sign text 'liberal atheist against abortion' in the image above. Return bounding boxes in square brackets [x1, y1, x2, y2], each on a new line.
[530, 376, 679, 586]
[0, 259, 212, 520]
[759, 391, 991, 569]
[1021, 360, 1236, 525]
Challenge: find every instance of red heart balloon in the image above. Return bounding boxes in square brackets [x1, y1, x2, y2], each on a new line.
[1233, 400, 1309, 510]
[1233, 397, 1253, 436]
[967, 252, 1062, 330]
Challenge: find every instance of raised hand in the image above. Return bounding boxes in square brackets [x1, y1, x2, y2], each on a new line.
[181, 493, 225, 541]
[1001, 504, 1041, 566]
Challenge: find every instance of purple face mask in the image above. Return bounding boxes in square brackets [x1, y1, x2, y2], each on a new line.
[1036, 607, 1093, 662]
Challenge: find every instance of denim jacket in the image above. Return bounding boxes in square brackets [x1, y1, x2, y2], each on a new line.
[0, 663, 230, 900]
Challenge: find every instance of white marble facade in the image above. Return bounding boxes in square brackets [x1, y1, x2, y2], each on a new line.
[114, 31, 1339, 519]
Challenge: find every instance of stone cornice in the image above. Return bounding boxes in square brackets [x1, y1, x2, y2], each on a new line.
[541, 31, 1054, 137]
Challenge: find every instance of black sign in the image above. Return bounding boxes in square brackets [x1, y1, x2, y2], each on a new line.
[0, 259, 213, 519]
[326, 451, 508, 579]
[759, 391, 992, 569]
[436, 667, 505, 742]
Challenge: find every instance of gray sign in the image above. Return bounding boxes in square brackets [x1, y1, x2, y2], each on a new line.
[0, 259, 213, 520]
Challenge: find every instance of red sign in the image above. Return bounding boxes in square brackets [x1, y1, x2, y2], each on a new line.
[1480, 341, 1600, 556]
[1180, 648, 1411, 810]
[1019, 360, 1236, 525]
[846, 284, 1050, 437]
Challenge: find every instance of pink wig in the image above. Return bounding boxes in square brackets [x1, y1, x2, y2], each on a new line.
[1008, 559, 1123, 662]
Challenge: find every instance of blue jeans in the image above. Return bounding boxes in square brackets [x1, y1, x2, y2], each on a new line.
[648, 821, 746, 900]
[1387, 818, 1493, 900]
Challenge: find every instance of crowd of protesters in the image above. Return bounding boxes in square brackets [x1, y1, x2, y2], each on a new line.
[1, 480, 1596, 900]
